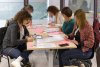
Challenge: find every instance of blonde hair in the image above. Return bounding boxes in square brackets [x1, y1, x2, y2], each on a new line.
[74, 9, 86, 29]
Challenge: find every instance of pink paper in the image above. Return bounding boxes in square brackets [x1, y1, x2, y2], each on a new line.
[33, 27, 44, 34]
[55, 40, 69, 45]
[27, 42, 33, 47]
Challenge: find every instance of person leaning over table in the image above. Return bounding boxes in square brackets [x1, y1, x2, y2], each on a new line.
[2, 10, 34, 67]
[47, 5, 64, 26]
[21, 4, 34, 28]
[59, 9, 94, 67]
[21, 4, 34, 14]
[6, 4, 34, 27]
[60, 7, 75, 35]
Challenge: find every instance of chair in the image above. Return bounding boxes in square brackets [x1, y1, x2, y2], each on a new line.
[0, 54, 11, 67]
[69, 48, 94, 67]
[0, 27, 11, 67]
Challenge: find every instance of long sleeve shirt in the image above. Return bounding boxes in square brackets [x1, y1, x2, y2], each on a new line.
[62, 19, 75, 35]
[80, 22, 94, 52]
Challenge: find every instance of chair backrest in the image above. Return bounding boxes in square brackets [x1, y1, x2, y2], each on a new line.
[0, 27, 7, 62]
[87, 44, 95, 60]
[0, 27, 7, 51]
[89, 48, 94, 59]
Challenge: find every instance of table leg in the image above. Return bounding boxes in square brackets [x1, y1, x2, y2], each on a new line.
[48, 50, 54, 67]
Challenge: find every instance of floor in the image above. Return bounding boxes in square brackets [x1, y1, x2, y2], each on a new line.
[0, 53, 97, 67]
[91, 53, 97, 67]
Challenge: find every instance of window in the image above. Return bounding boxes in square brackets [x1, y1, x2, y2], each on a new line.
[29, 0, 47, 20]
[0, 0, 24, 20]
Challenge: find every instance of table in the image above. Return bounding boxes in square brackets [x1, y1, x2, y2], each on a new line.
[27, 25, 77, 67]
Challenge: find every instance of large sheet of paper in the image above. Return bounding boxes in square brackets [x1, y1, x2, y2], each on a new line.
[48, 31, 62, 35]
[36, 35, 64, 43]
[36, 43, 57, 48]
[33, 27, 44, 34]
[44, 28, 59, 32]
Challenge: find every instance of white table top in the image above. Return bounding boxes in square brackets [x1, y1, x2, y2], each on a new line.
[27, 25, 77, 50]
[27, 41, 77, 50]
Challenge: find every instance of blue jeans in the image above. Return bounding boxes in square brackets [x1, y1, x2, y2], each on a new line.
[59, 48, 92, 67]
[2, 45, 32, 64]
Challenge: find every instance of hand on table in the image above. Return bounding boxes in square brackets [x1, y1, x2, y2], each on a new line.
[64, 35, 68, 40]
[71, 40, 78, 45]
[26, 36, 34, 42]
[48, 23, 55, 27]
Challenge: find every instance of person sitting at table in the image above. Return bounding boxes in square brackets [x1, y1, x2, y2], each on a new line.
[21, 5, 34, 28]
[47, 5, 64, 25]
[21, 4, 34, 14]
[58, 7, 75, 67]
[61, 7, 75, 35]
[2, 10, 34, 67]
[59, 9, 94, 67]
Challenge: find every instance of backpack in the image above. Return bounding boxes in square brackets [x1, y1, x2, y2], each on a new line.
[93, 19, 100, 50]
[0, 19, 14, 46]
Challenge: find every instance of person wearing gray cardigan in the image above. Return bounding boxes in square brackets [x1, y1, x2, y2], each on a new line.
[2, 10, 34, 67]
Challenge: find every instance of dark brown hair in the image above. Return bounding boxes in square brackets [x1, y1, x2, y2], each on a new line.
[74, 9, 86, 29]
[61, 7, 72, 17]
[14, 10, 32, 24]
[22, 5, 34, 12]
[47, 6, 59, 15]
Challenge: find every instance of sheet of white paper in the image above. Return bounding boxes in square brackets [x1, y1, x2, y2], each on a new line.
[44, 28, 59, 32]
[37, 35, 64, 43]
[36, 43, 57, 48]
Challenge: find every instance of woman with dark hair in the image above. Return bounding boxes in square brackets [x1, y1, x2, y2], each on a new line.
[59, 9, 94, 67]
[21, 4, 34, 28]
[58, 7, 75, 67]
[47, 6, 63, 25]
[22, 4, 34, 14]
[61, 7, 75, 35]
[2, 10, 34, 67]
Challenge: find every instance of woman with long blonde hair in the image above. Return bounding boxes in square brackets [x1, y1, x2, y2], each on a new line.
[59, 9, 94, 67]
